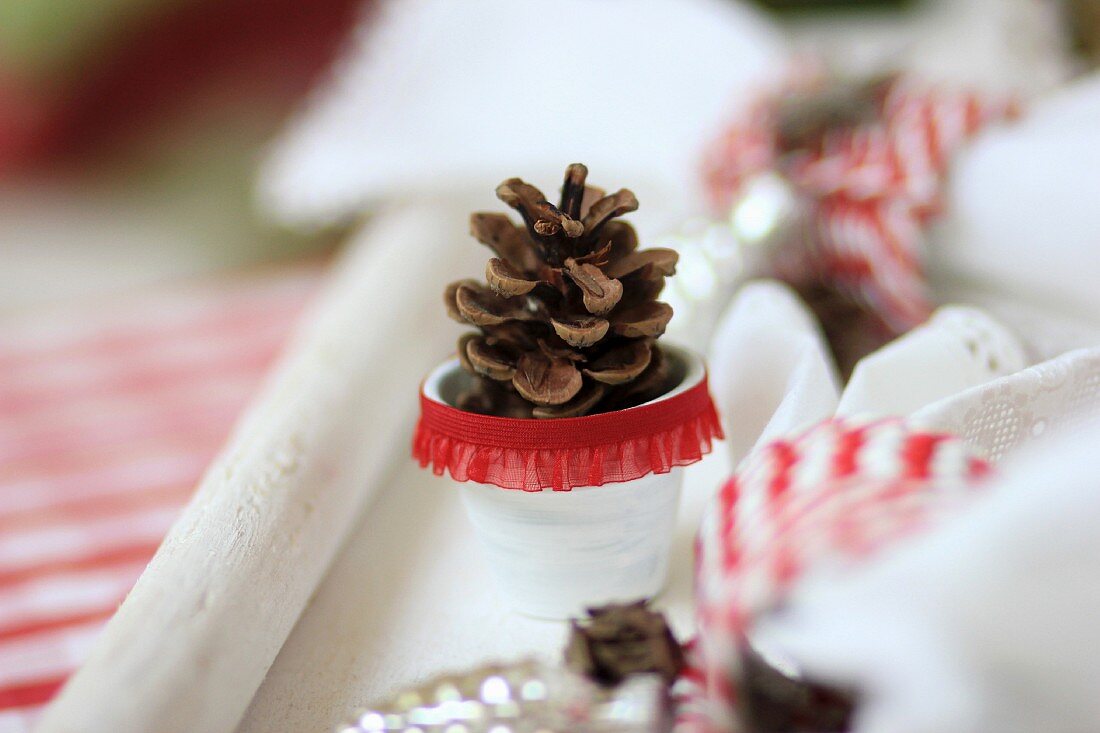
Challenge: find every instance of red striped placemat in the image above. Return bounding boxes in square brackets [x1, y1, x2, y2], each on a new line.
[0, 263, 323, 730]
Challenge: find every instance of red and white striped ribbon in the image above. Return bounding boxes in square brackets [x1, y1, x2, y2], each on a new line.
[677, 417, 991, 732]
[703, 76, 1018, 333]
[0, 264, 322, 730]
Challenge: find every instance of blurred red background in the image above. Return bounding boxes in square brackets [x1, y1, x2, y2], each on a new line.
[0, 0, 365, 174]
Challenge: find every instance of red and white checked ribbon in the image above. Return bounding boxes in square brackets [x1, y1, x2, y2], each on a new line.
[703, 75, 1019, 333]
[0, 264, 322, 731]
[677, 417, 991, 732]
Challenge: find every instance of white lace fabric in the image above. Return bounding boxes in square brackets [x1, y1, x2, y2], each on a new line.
[913, 348, 1100, 463]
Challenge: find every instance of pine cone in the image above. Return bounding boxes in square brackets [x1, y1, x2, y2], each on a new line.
[446, 164, 679, 418]
[564, 600, 685, 687]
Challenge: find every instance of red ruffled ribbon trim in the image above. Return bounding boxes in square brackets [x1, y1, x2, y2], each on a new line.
[413, 375, 723, 491]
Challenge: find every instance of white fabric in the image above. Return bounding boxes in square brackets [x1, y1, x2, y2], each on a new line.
[836, 306, 1026, 419]
[707, 70, 1100, 466]
[708, 287, 1031, 465]
[702, 76, 1100, 726]
[932, 290, 1100, 364]
[932, 72, 1100, 334]
[708, 280, 840, 467]
[706, 284, 1100, 733]
[912, 347, 1100, 462]
[757, 416, 1100, 733]
[708, 285, 1100, 472]
[258, 0, 786, 230]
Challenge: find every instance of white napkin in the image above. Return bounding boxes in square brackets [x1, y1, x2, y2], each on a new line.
[708, 284, 1027, 465]
[259, 0, 786, 230]
[911, 346, 1100, 461]
[932, 71, 1100, 338]
[708, 280, 840, 467]
[837, 306, 1026, 419]
[756, 412, 1100, 733]
[708, 276, 1100, 733]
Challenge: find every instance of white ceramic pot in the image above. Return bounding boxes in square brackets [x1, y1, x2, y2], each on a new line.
[421, 344, 708, 619]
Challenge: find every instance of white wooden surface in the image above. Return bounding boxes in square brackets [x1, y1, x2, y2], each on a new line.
[35, 203, 485, 733]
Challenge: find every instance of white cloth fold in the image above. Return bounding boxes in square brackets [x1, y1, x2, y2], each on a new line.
[708, 284, 1030, 465]
[837, 306, 1026, 419]
[911, 346, 1100, 462]
[708, 280, 839, 467]
[756, 416, 1100, 733]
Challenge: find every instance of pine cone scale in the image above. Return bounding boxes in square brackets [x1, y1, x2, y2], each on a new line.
[603, 248, 679, 280]
[469, 213, 540, 273]
[466, 337, 519, 380]
[513, 353, 583, 406]
[485, 258, 538, 297]
[551, 317, 610, 349]
[610, 302, 673, 339]
[455, 283, 533, 326]
[564, 259, 623, 315]
[583, 341, 652, 385]
[581, 190, 639, 239]
[559, 163, 589, 219]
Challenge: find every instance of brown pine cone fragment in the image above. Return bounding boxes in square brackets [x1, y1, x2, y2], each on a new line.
[446, 164, 679, 417]
[738, 639, 855, 733]
[564, 600, 685, 687]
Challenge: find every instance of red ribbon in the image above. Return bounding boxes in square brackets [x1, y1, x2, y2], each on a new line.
[413, 375, 723, 491]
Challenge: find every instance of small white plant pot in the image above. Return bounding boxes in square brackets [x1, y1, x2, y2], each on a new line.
[457, 469, 682, 619]
[416, 343, 718, 619]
